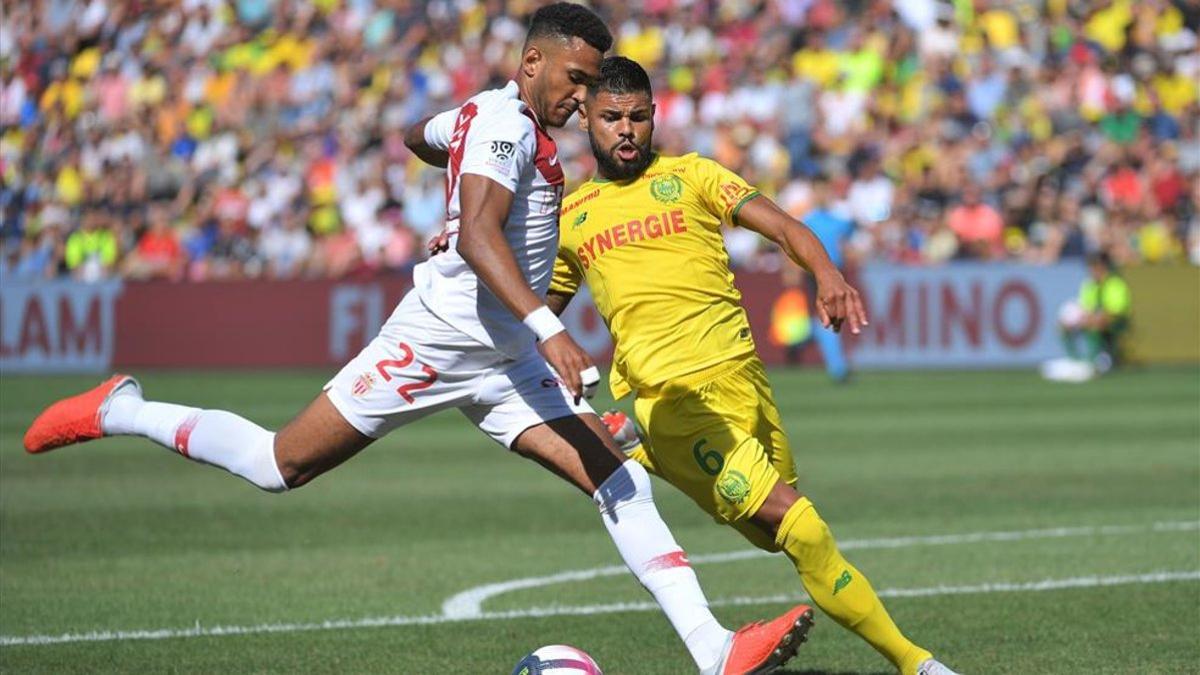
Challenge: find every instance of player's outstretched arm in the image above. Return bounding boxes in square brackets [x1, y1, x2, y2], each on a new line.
[404, 116, 450, 169]
[457, 174, 597, 399]
[736, 194, 869, 334]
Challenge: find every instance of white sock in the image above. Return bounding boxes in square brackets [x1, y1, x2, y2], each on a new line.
[594, 460, 731, 671]
[102, 386, 287, 492]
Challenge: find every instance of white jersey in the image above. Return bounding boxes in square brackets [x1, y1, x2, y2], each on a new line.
[414, 81, 565, 358]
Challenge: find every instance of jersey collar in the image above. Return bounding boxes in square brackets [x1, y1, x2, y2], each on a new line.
[505, 79, 546, 130]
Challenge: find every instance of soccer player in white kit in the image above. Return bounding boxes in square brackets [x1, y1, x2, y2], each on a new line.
[24, 5, 812, 673]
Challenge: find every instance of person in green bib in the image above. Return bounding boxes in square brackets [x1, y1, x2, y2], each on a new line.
[1059, 252, 1131, 371]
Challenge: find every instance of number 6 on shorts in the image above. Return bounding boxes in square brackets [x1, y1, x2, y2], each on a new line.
[693, 438, 724, 475]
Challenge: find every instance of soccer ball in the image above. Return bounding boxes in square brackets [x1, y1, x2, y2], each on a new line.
[510, 645, 603, 675]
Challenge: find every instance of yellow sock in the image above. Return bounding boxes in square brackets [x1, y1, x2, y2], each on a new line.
[776, 497, 932, 675]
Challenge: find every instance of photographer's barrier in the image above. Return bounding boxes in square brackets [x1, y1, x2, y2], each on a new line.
[4, 262, 1194, 374]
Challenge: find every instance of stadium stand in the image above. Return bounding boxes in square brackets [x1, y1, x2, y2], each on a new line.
[1, 0, 1197, 281]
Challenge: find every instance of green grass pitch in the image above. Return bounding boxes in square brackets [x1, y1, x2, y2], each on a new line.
[2, 367, 1198, 674]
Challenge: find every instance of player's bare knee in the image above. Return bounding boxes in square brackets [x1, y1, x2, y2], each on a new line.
[267, 436, 316, 491]
[732, 518, 786, 553]
[275, 464, 305, 490]
[750, 480, 803, 534]
[271, 449, 314, 490]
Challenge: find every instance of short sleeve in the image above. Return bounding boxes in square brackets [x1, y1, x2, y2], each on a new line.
[458, 112, 535, 194]
[692, 157, 760, 225]
[549, 250, 583, 296]
[422, 107, 460, 151]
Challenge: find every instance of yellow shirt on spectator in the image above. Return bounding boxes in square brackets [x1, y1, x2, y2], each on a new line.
[1138, 221, 1183, 262]
[131, 72, 167, 109]
[41, 79, 85, 119]
[1156, 4, 1184, 35]
[1152, 73, 1197, 115]
[462, 3, 488, 39]
[618, 26, 665, 69]
[267, 32, 316, 72]
[1085, 0, 1133, 53]
[224, 35, 269, 73]
[70, 47, 101, 80]
[187, 107, 215, 140]
[56, 165, 84, 206]
[978, 8, 1020, 49]
[792, 48, 839, 87]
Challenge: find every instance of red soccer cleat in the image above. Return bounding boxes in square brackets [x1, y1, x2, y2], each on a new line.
[714, 604, 814, 675]
[23, 374, 139, 454]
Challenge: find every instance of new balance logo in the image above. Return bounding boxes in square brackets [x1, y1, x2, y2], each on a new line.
[833, 569, 853, 595]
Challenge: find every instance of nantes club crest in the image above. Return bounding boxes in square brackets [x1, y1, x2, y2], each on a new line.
[650, 174, 684, 203]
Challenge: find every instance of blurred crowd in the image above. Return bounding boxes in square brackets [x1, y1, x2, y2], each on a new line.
[1, 0, 1198, 282]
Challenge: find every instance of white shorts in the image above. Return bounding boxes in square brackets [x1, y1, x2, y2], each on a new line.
[324, 291, 593, 448]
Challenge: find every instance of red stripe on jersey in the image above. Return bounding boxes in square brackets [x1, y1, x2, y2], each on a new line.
[173, 413, 202, 458]
[446, 102, 479, 208]
[521, 109, 564, 186]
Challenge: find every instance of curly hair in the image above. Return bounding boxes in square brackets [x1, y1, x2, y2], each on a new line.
[525, 3, 613, 53]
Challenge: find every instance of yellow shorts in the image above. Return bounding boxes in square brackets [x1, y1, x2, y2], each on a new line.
[629, 355, 797, 551]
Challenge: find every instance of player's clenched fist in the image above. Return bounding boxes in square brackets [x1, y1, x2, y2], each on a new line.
[523, 305, 599, 402]
[538, 332, 599, 403]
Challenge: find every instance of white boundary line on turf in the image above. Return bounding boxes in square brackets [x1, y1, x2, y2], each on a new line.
[3, 570, 1197, 647]
[441, 519, 1200, 619]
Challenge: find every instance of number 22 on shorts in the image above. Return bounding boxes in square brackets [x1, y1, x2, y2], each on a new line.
[374, 342, 438, 403]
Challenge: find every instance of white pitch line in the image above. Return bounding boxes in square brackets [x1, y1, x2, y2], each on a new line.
[482, 570, 1200, 616]
[441, 519, 1200, 619]
[3, 570, 1197, 647]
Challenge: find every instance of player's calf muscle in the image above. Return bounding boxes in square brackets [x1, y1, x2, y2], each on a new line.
[512, 415, 624, 495]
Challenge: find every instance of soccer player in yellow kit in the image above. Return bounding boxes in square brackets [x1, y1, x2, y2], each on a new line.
[546, 57, 958, 675]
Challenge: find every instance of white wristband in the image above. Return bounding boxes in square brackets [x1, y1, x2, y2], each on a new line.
[580, 365, 600, 399]
[523, 305, 566, 343]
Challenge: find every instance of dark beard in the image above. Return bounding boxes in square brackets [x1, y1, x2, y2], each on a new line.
[590, 134, 653, 181]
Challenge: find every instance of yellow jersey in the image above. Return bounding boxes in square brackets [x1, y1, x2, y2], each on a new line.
[551, 153, 760, 399]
